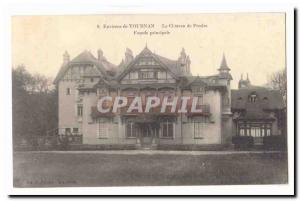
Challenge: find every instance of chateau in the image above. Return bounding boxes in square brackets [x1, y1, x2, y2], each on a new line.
[53, 46, 285, 148]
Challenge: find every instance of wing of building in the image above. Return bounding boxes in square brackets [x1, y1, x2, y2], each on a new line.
[53, 46, 285, 149]
[231, 75, 286, 145]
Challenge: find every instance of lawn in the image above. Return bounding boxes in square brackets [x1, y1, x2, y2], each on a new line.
[13, 151, 288, 187]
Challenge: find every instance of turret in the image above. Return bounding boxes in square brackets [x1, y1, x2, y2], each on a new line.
[217, 53, 232, 114]
[218, 53, 231, 75]
[217, 53, 232, 85]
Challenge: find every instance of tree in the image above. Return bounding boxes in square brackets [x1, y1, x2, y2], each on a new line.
[267, 68, 287, 107]
[12, 65, 58, 148]
[266, 68, 287, 137]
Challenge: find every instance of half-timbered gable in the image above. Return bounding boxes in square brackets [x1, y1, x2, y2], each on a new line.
[118, 47, 179, 85]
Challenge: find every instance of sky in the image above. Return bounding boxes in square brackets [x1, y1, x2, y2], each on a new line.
[11, 13, 285, 89]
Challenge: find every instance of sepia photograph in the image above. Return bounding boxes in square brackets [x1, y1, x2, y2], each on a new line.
[10, 12, 291, 193]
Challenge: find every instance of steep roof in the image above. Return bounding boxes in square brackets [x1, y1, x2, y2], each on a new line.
[184, 76, 209, 87]
[70, 50, 98, 63]
[216, 54, 232, 80]
[231, 87, 285, 111]
[152, 53, 181, 75]
[218, 54, 230, 71]
[116, 47, 183, 80]
[53, 63, 69, 84]
[53, 50, 116, 84]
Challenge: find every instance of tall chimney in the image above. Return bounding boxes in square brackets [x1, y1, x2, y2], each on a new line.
[97, 49, 103, 61]
[63, 51, 70, 64]
[186, 56, 191, 74]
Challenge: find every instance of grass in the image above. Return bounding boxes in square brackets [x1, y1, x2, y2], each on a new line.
[13, 151, 288, 187]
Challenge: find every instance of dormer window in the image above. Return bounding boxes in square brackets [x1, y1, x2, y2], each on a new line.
[248, 93, 257, 103]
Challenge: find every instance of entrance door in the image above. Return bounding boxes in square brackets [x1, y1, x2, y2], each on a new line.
[141, 124, 153, 145]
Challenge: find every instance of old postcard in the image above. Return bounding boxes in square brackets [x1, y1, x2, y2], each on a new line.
[10, 11, 292, 195]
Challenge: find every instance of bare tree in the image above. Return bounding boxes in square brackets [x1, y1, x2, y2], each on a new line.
[267, 68, 287, 107]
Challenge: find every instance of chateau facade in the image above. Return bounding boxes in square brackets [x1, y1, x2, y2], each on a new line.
[53, 46, 284, 148]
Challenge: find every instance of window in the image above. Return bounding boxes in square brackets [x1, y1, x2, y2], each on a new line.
[126, 122, 137, 138]
[66, 88, 71, 95]
[239, 129, 245, 136]
[77, 105, 83, 117]
[166, 73, 172, 79]
[250, 127, 255, 136]
[98, 121, 109, 138]
[248, 93, 257, 102]
[194, 122, 203, 138]
[161, 121, 174, 138]
[196, 95, 203, 106]
[98, 88, 107, 95]
[142, 127, 152, 137]
[158, 71, 166, 79]
[90, 78, 94, 82]
[238, 123, 272, 137]
[255, 127, 261, 137]
[137, 57, 157, 66]
[266, 124, 271, 136]
[73, 128, 79, 133]
[196, 87, 204, 93]
[129, 72, 138, 79]
[65, 128, 71, 135]
[139, 71, 157, 79]
[194, 117, 208, 138]
[80, 66, 84, 75]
